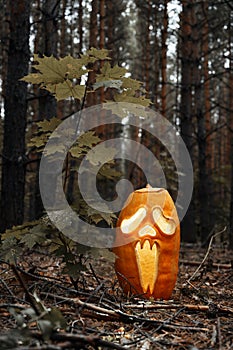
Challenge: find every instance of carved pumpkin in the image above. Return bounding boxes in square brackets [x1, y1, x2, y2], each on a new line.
[113, 184, 180, 300]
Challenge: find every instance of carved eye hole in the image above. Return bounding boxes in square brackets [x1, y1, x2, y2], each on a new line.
[121, 207, 147, 234]
[152, 207, 176, 235]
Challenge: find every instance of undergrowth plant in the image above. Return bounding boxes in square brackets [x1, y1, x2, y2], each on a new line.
[1, 48, 152, 282]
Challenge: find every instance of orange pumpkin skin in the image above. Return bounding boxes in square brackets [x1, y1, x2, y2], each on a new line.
[113, 185, 180, 300]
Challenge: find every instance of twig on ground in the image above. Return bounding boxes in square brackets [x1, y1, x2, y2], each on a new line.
[31, 330, 127, 350]
[211, 324, 217, 347]
[217, 317, 223, 350]
[124, 301, 233, 315]
[89, 262, 101, 285]
[186, 227, 227, 284]
[10, 263, 42, 316]
[180, 260, 232, 269]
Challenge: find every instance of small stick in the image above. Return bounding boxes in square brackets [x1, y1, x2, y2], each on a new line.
[10, 264, 41, 316]
[217, 317, 222, 350]
[186, 227, 227, 284]
[211, 325, 217, 347]
[180, 260, 231, 269]
[89, 262, 101, 285]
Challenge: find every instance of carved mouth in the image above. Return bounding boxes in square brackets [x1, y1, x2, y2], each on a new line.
[135, 240, 159, 295]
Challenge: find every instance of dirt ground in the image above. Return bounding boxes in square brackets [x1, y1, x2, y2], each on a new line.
[0, 243, 232, 349]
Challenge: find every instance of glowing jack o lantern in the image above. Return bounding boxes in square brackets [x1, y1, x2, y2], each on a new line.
[113, 184, 180, 300]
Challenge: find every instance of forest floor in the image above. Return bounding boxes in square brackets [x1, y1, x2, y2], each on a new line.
[0, 243, 232, 350]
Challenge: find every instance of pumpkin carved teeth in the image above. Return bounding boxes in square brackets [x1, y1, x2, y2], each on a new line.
[135, 240, 159, 294]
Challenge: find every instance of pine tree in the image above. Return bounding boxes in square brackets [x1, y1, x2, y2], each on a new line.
[0, 0, 31, 232]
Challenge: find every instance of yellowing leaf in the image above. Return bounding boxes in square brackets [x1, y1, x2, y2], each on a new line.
[37, 117, 61, 132]
[28, 133, 49, 149]
[96, 62, 127, 82]
[103, 101, 150, 119]
[69, 146, 83, 158]
[32, 54, 69, 83]
[78, 131, 101, 148]
[21, 73, 46, 84]
[22, 55, 87, 101]
[69, 131, 101, 158]
[114, 90, 152, 107]
[45, 81, 85, 101]
[44, 143, 66, 156]
[86, 47, 111, 60]
[86, 143, 117, 166]
[99, 164, 121, 180]
[121, 77, 142, 90]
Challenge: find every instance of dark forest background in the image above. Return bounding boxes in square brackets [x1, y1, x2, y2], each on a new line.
[0, 0, 233, 248]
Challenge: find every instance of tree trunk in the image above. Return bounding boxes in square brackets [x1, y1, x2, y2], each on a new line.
[228, 8, 233, 249]
[78, 0, 83, 53]
[30, 0, 59, 221]
[180, 0, 196, 243]
[0, 0, 31, 232]
[193, 2, 212, 243]
[106, 0, 113, 59]
[145, 1, 151, 98]
[38, 0, 59, 119]
[99, 0, 105, 103]
[161, 0, 168, 117]
[86, 0, 98, 107]
[153, 3, 159, 109]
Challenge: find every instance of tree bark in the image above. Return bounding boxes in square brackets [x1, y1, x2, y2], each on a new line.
[193, 2, 212, 243]
[180, 0, 196, 242]
[29, 0, 60, 221]
[145, 1, 151, 98]
[0, 0, 31, 232]
[228, 8, 233, 249]
[78, 0, 83, 53]
[38, 0, 59, 119]
[161, 0, 168, 117]
[86, 0, 98, 107]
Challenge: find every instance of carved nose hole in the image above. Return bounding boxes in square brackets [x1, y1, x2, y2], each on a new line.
[138, 225, 156, 237]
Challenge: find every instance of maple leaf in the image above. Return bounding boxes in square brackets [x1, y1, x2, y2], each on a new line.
[28, 133, 49, 149]
[86, 143, 117, 166]
[99, 163, 122, 180]
[121, 77, 142, 90]
[65, 55, 89, 79]
[78, 131, 101, 148]
[22, 55, 87, 101]
[37, 117, 61, 132]
[21, 73, 46, 85]
[69, 131, 101, 158]
[78, 53, 97, 65]
[96, 62, 127, 82]
[45, 81, 86, 101]
[44, 142, 66, 156]
[0, 237, 22, 263]
[86, 47, 111, 60]
[69, 146, 83, 158]
[30, 54, 69, 83]
[20, 225, 46, 249]
[103, 101, 150, 119]
[114, 90, 152, 107]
